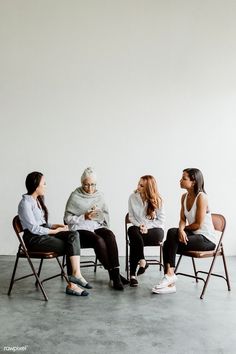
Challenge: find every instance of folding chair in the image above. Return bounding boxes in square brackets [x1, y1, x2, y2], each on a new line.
[62, 220, 101, 272]
[81, 253, 100, 271]
[62, 251, 101, 273]
[175, 213, 231, 299]
[125, 213, 163, 279]
[8, 216, 69, 301]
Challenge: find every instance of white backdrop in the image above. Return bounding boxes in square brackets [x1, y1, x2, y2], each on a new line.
[0, 0, 235, 256]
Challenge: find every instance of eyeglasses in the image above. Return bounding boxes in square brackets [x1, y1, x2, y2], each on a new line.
[83, 183, 96, 188]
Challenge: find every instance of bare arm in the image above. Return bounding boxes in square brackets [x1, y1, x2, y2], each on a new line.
[178, 194, 188, 244]
[179, 194, 187, 231]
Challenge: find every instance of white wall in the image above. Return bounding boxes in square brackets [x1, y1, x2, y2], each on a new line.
[0, 0, 235, 256]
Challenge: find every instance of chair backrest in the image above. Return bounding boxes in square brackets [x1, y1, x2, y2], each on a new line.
[211, 213, 226, 252]
[13, 215, 23, 237]
[12, 215, 28, 252]
[211, 213, 226, 233]
[125, 213, 130, 225]
[125, 213, 131, 244]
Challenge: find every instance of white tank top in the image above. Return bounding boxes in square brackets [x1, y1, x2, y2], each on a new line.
[183, 192, 217, 244]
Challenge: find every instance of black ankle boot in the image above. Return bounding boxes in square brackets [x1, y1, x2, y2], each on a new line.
[108, 269, 112, 281]
[110, 268, 124, 291]
[120, 274, 130, 285]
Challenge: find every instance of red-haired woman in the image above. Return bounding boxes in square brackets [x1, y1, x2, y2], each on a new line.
[128, 175, 165, 287]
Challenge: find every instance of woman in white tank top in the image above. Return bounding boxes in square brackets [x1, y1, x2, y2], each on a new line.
[152, 168, 216, 295]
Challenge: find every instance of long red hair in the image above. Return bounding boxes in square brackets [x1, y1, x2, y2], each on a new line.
[140, 175, 162, 219]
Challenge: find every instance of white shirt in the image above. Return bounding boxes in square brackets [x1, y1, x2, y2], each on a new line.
[128, 192, 165, 229]
[18, 194, 52, 235]
[183, 192, 217, 244]
[65, 213, 102, 232]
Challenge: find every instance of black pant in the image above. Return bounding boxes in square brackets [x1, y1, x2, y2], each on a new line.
[23, 230, 80, 275]
[78, 228, 120, 270]
[128, 226, 164, 276]
[163, 228, 216, 270]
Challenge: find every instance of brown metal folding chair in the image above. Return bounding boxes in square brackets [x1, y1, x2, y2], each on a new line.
[125, 213, 163, 279]
[62, 251, 101, 274]
[175, 213, 231, 299]
[62, 220, 101, 272]
[8, 216, 69, 301]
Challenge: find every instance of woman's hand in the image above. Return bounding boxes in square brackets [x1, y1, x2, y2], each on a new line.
[178, 229, 188, 244]
[85, 211, 96, 220]
[51, 224, 66, 229]
[139, 224, 148, 234]
[50, 225, 69, 235]
[57, 225, 69, 232]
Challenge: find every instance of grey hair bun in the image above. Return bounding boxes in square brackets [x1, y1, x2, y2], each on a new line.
[81, 167, 97, 183]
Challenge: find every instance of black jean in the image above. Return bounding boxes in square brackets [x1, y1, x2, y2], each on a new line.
[163, 227, 216, 270]
[78, 228, 120, 270]
[128, 226, 164, 276]
[23, 229, 80, 275]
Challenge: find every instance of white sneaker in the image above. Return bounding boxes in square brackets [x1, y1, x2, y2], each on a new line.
[152, 285, 176, 294]
[152, 274, 178, 290]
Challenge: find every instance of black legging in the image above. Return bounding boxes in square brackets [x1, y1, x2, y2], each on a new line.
[128, 226, 164, 276]
[78, 228, 120, 270]
[163, 228, 216, 270]
[23, 229, 80, 275]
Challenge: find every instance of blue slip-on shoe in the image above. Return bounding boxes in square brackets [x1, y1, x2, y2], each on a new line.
[66, 286, 89, 296]
[68, 275, 93, 289]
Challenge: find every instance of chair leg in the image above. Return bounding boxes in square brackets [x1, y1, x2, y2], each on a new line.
[35, 259, 44, 287]
[191, 258, 198, 283]
[200, 255, 218, 299]
[159, 244, 163, 271]
[61, 254, 66, 277]
[175, 254, 182, 273]
[8, 252, 48, 300]
[94, 256, 98, 273]
[125, 241, 129, 280]
[221, 249, 231, 291]
[38, 258, 43, 277]
[55, 257, 69, 283]
[125, 239, 128, 271]
[8, 253, 20, 295]
[26, 255, 48, 301]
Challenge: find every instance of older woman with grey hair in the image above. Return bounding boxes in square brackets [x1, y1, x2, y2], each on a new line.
[64, 167, 128, 291]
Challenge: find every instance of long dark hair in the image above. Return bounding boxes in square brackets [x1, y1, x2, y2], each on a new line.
[183, 168, 206, 195]
[25, 171, 48, 222]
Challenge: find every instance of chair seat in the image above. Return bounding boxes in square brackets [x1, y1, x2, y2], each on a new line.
[8, 215, 69, 301]
[174, 214, 230, 299]
[145, 241, 163, 246]
[19, 250, 63, 259]
[178, 249, 222, 258]
[125, 213, 164, 278]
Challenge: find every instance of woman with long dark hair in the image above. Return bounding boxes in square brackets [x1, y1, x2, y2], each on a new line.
[152, 168, 217, 295]
[128, 175, 165, 287]
[18, 171, 91, 297]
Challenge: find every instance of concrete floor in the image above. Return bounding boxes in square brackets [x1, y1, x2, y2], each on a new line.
[0, 255, 236, 354]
